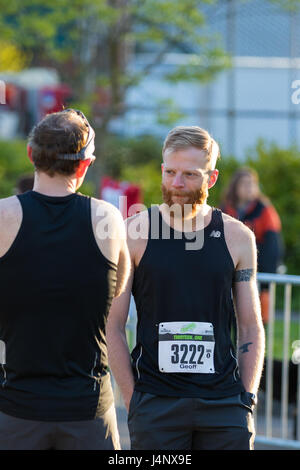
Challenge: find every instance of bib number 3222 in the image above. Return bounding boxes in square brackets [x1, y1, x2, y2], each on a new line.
[158, 321, 215, 374]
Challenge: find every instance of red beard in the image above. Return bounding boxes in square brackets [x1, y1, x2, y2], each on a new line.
[161, 184, 208, 215]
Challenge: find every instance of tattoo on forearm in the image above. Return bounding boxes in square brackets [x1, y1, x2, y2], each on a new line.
[234, 269, 254, 282]
[239, 342, 253, 353]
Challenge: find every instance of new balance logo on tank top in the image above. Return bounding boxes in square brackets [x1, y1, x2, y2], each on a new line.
[131, 205, 244, 398]
[0, 191, 117, 421]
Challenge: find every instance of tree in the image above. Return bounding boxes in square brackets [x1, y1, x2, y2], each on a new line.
[0, 0, 230, 132]
[0, 42, 28, 72]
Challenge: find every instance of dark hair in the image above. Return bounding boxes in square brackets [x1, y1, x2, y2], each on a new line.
[222, 167, 270, 208]
[28, 110, 88, 177]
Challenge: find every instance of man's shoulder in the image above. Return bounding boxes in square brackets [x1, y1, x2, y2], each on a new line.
[221, 210, 257, 269]
[90, 197, 124, 222]
[0, 197, 22, 255]
[0, 196, 21, 220]
[90, 196, 118, 212]
[124, 209, 149, 256]
[0, 195, 20, 208]
[221, 211, 255, 244]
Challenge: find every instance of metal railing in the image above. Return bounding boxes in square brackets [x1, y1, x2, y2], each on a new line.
[255, 272, 300, 450]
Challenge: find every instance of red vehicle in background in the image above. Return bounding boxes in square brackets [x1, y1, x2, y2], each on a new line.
[0, 68, 72, 139]
[100, 176, 143, 219]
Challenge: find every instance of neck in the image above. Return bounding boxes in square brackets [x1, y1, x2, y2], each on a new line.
[32, 171, 78, 197]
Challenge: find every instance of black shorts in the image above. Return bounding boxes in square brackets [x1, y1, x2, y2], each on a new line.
[0, 404, 120, 450]
[128, 391, 255, 450]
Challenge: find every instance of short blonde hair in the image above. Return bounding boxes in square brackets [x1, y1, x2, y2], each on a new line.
[162, 126, 220, 169]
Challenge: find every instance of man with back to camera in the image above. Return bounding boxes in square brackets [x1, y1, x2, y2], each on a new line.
[0, 108, 130, 450]
[106, 126, 265, 450]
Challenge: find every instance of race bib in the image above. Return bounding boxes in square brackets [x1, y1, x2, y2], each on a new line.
[158, 321, 215, 373]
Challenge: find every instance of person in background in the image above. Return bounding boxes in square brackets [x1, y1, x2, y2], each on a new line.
[221, 167, 284, 324]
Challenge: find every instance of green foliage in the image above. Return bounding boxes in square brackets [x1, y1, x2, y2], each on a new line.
[210, 141, 300, 276]
[100, 134, 163, 179]
[0, 140, 32, 198]
[101, 135, 300, 276]
[0, 139, 95, 198]
[0, 41, 29, 71]
[206, 155, 241, 208]
[155, 99, 186, 127]
[269, 0, 300, 12]
[246, 140, 300, 276]
[1, 135, 299, 277]
[166, 48, 232, 84]
[0, 0, 229, 130]
[121, 161, 163, 208]
[78, 180, 96, 197]
[265, 317, 300, 360]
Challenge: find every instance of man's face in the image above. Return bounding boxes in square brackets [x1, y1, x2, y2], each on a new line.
[161, 147, 216, 213]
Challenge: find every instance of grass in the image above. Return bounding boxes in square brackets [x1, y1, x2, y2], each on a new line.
[274, 285, 300, 313]
[264, 284, 300, 360]
[265, 318, 300, 361]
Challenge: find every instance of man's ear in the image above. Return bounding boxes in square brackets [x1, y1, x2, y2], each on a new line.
[27, 144, 33, 163]
[208, 169, 219, 189]
[161, 163, 164, 174]
[75, 160, 90, 179]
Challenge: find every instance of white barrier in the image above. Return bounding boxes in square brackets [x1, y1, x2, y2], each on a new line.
[256, 273, 300, 448]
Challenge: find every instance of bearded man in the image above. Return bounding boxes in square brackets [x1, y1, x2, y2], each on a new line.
[106, 126, 265, 450]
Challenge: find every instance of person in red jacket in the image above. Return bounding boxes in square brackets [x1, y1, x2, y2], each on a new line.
[221, 167, 284, 324]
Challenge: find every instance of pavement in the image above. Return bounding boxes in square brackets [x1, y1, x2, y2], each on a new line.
[116, 406, 131, 450]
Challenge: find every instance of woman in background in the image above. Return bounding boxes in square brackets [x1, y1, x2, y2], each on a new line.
[221, 167, 284, 324]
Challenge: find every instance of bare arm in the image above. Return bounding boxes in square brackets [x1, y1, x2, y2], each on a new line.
[114, 235, 131, 298]
[232, 227, 265, 395]
[106, 258, 135, 411]
[0, 197, 22, 258]
[106, 212, 149, 410]
[91, 198, 130, 298]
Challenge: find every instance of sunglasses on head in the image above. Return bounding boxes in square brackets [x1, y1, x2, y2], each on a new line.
[56, 108, 96, 166]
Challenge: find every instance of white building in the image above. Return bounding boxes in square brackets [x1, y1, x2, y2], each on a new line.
[110, 0, 300, 159]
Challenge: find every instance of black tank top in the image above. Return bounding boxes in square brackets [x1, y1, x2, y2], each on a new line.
[131, 205, 245, 398]
[0, 191, 117, 421]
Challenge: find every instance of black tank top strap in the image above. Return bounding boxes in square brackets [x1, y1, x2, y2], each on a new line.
[148, 205, 154, 236]
[208, 207, 223, 232]
[148, 204, 162, 240]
